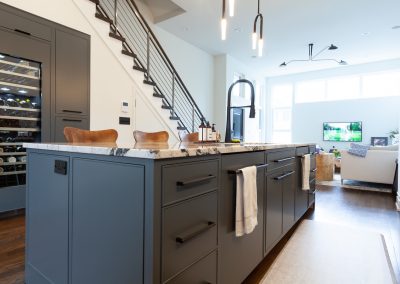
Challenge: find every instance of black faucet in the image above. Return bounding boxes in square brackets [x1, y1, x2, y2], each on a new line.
[225, 79, 256, 143]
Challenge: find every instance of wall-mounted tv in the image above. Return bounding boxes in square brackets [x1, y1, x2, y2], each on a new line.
[323, 122, 362, 142]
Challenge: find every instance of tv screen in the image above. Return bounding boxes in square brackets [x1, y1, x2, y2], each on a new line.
[323, 122, 362, 142]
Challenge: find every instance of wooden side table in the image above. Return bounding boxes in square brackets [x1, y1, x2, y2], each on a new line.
[316, 153, 335, 181]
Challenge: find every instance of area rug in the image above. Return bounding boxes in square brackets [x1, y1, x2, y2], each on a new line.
[317, 174, 393, 193]
[261, 220, 397, 284]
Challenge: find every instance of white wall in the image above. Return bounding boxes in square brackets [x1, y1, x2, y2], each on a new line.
[266, 59, 400, 149]
[1, 0, 214, 143]
[292, 97, 400, 150]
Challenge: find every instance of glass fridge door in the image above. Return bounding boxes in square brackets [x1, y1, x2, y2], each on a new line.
[0, 52, 41, 188]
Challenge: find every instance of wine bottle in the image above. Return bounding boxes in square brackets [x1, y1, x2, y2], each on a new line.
[7, 156, 16, 163]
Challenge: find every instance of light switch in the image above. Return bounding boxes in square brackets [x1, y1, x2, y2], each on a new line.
[121, 101, 129, 113]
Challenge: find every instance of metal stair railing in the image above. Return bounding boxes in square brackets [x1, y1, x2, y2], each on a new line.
[94, 0, 206, 132]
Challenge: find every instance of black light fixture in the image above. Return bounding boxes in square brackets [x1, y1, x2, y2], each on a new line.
[280, 43, 348, 67]
[252, 0, 264, 57]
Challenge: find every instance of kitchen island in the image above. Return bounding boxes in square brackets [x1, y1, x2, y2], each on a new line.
[24, 142, 316, 284]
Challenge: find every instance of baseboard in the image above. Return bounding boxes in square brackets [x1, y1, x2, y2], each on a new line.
[396, 195, 400, 211]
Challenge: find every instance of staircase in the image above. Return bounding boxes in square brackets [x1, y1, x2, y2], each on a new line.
[80, 0, 206, 134]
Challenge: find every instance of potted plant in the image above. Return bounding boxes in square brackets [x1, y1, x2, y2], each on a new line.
[389, 129, 399, 145]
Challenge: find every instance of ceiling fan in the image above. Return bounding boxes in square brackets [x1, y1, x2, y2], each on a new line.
[280, 43, 348, 67]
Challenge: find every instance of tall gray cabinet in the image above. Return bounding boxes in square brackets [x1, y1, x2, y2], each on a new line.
[0, 2, 90, 213]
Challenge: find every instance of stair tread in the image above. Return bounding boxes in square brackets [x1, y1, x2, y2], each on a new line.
[177, 126, 187, 130]
[161, 105, 172, 110]
[89, 0, 100, 4]
[153, 93, 164, 98]
[95, 12, 113, 24]
[109, 32, 125, 42]
[121, 49, 136, 58]
[170, 116, 179, 120]
[143, 80, 156, 86]
[133, 65, 146, 72]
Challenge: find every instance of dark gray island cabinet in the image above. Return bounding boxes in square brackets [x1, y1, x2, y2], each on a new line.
[24, 142, 316, 284]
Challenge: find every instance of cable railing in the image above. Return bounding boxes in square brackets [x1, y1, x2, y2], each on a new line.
[95, 0, 206, 132]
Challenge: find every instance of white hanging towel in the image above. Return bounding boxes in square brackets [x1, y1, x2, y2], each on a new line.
[302, 154, 311, 190]
[235, 166, 258, 237]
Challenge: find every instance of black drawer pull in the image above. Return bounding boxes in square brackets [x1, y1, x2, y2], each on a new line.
[274, 157, 295, 163]
[228, 163, 269, 174]
[176, 175, 216, 186]
[62, 119, 82, 122]
[176, 221, 216, 244]
[310, 178, 316, 184]
[14, 29, 31, 36]
[274, 170, 295, 180]
[309, 190, 316, 194]
[311, 168, 317, 173]
[62, 110, 83, 114]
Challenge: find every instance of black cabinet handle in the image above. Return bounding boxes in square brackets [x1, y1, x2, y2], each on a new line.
[310, 178, 316, 184]
[176, 221, 216, 244]
[228, 163, 269, 174]
[309, 190, 316, 194]
[274, 170, 295, 180]
[274, 157, 295, 163]
[311, 168, 317, 173]
[62, 110, 83, 114]
[176, 175, 216, 186]
[62, 119, 82, 122]
[14, 29, 31, 36]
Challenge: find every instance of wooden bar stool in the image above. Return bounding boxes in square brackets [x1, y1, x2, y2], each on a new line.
[179, 131, 199, 142]
[64, 127, 118, 143]
[133, 130, 169, 143]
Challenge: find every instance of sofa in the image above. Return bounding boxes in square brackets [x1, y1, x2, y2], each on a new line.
[341, 145, 398, 185]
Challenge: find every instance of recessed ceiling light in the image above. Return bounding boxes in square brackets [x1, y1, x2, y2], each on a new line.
[392, 25, 400, 30]
[361, 32, 370, 36]
[234, 28, 242, 32]
[1, 87, 10, 91]
[18, 90, 27, 94]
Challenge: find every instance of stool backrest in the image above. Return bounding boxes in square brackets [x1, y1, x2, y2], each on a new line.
[133, 130, 169, 143]
[64, 127, 118, 143]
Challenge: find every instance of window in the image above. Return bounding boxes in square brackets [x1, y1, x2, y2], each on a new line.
[271, 84, 293, 143]
[362, 72, 400, 98]
[232, 73, 245, 98]
[326, 76, 360, 101]
[295, 80, 325, 103]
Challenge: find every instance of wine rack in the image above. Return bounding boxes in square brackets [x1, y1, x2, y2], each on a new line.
[0, 52, 41, 188]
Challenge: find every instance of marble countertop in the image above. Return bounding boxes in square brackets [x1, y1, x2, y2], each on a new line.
[23, 142, 315, 159]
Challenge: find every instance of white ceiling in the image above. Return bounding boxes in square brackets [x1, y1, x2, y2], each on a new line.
[151, 0, 400, 77]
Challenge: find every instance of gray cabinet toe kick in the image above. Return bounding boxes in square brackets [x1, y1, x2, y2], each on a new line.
[25, 145, 315, 284]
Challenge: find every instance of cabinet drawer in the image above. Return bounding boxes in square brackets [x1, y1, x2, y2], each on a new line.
[266, 148, 296, 172]
[296, 146, 309, 157]
[0, 9, 52, 41]
[162, 192, 217, 282]
[167, 251, 217, 284]
[54, 116, 89, 142]
[162, 160, 218, 205]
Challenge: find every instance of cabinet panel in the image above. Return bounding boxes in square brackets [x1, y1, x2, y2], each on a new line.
[55, 29, 89, 116]
[162, 192, 217, 282]
[26, 153, 69, 284]
[0, 186, 25, 213]
[54, 116, 89, 142]
[167, 251, 217, 284]
[266, 148, 296, 172]
[71, 159, 144, 284]
[219, 152, 264, 284]
[265, 172, 283, 253]
[282, 167, 296, 234]
[0, 8, 52, 41]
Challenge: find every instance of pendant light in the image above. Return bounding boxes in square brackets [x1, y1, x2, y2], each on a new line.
[221, 0, 227, 40]
[252, 0, 264, 57]
[229, 0, 235, 17]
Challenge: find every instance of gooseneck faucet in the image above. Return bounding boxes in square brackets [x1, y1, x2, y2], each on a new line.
[225, 79, 256, 143]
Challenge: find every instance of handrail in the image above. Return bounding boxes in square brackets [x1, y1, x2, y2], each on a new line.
[124, 0, 206, 120]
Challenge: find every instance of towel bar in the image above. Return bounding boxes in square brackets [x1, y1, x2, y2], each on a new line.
[228, 163, 269, 174]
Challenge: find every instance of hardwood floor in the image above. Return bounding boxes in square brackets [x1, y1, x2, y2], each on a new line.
[0, 212, 24, 284]
[246, 185, 400, 283]
[0, 186, 399, 284]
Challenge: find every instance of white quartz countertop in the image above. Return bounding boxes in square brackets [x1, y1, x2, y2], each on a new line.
[23, 142, 315, 159]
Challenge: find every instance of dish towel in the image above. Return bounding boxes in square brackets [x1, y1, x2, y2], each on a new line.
[301, 154, 311, 190]
[235, 166, 258, 237]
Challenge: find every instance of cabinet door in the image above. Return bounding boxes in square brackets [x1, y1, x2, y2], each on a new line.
[71, 159, 144, 284]
[54, 116, 89, 142]
[265, 173, 283, 253]
[55, 29, 89, 116]
[219, 152, 264, 284]
[26, 153, 69, 284]
[282, 169, 296, 234]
